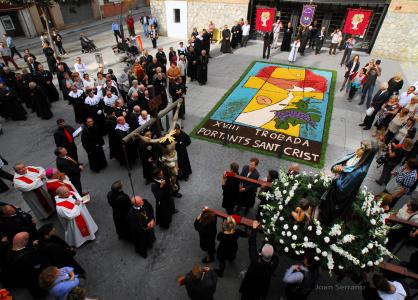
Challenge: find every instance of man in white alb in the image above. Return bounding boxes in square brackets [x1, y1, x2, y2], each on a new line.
[13, 163, 55, 220]
[55, 186, 98, 248]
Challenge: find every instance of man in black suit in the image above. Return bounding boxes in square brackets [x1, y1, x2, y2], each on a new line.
[262, 32, 273, 59]
[238, 157, 260, 214]
[54, 147, 83, 194]
[53, 118, 78, 161]
[359, 82, 390, 130]
[26, 56, 40, 73]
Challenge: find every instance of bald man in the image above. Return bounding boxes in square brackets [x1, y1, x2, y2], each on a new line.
[126, 195, 155, 258]
[13, 163, 55, 220]
[5, 232, 47, 297]
[55, 186, 98, 247]
[128, 105, 141, 130]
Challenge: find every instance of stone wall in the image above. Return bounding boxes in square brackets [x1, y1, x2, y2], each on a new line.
[187, 1, 249, 37]
[150, 0, 168, 36]
[151, 0, 249, 38]
[372, 0, 418, 62]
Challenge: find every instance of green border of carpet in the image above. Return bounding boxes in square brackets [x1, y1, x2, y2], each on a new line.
[190, 60, 337, 169]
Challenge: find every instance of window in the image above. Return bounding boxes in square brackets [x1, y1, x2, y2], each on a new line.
[174, 9, 180, 23]
[1, 16, 15, 31]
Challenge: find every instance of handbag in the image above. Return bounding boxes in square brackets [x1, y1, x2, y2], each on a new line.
[386, 176, 402, 195]
[366, 106, 375, 116]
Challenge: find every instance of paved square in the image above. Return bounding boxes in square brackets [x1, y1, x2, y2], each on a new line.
[1, 16, 415, 299]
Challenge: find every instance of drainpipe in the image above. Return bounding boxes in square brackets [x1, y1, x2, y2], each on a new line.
[368, 2, 389, 54]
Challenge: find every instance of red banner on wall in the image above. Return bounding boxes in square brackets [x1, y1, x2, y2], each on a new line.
[343, 9, 373, 36]
[255, 7, 276, 32]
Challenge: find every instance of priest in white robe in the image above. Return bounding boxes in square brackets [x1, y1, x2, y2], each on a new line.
[55, 186, 98, 248]
[13, 163, 55, 220]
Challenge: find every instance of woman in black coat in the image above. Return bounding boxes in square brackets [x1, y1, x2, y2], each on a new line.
[215, 216, 248, 277]
[194, 208, 217, 263]
[37, 223, 85, 275]
[281, 22, 293, 51]
[340, 55, 360, 92]
[221, 162, 240, 214]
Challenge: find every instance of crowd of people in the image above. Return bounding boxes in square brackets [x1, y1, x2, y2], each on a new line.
[0, 11, 418, 300]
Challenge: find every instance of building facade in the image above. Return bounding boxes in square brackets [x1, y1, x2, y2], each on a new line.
[250, 0, 391, 52]
[372, 0, 418, 61]
[150, 0, 417, 61]
[0, 0, 147, 38]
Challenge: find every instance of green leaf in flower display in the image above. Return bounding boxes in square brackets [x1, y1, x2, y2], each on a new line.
[275, 120, 290, 130]
[309, 114, 321, 122]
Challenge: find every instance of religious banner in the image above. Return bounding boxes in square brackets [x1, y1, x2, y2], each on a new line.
[255, 7, 276, 32]
[343, 8, 373, 36]
[300, 4, 316, 27]
[191, 61, 336, 167]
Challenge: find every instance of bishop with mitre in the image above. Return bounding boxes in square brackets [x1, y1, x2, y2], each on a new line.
[13, 163, 55, 220]
[55, 186, 98, 248]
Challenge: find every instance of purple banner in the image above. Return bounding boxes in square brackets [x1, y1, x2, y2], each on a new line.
[300, 5, 316, 27]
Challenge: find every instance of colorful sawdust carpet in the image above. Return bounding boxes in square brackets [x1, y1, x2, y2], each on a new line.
[191, 61, 336, 167]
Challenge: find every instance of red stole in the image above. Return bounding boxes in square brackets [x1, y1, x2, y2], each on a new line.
[63, 128, 73, 144]
[56, 200, 90, 237]
[16, 174, 53, 214]
[16, 176, 33, 184]
[27, 167, 39, 174]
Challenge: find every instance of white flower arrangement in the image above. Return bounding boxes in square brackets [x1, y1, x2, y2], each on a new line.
[340, 234, 356, 244]
[260, 169, 391, 275]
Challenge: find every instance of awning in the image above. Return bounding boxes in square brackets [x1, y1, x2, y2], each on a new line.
[0, 3, 25, 13]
